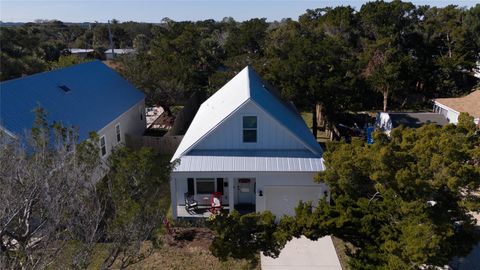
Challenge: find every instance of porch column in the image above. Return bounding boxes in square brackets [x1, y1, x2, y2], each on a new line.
[170, 176, 177, 219]
[228, 178, 234, 213]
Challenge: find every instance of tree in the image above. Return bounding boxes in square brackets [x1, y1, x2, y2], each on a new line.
[209, 123, 480, 269]
[358, 0, 418, 111]
[120, 21, 223, 113]
[266, 8, 359, 137]
[0, 108, 104, 269]
[209, 211, 288, 265]
[49, 55, 90, 70]
[98, 147, 174, 269]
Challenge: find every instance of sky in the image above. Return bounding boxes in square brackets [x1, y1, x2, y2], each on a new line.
[0, 0, 478, 23]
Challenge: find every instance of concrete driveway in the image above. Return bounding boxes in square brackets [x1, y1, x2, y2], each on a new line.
[261, 236, 342, 270]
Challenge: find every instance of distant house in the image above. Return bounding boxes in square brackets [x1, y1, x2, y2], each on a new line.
[170, 66, 327, 219]
[104, 48, 136, 60]
[0, 61, 146, 158]
[433, 90, 480, 125]
[66, 48, 94, 58]
[376, 112, 448, 135]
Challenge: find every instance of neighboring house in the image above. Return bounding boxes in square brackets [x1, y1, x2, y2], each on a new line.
[0, 60, 146, 158]
[433, 89, 480, 125]
[104, 48, 136, 60]
[66, 48, 94, 58]
[170, 66, 327, 219]
[376, 112, 449, 135]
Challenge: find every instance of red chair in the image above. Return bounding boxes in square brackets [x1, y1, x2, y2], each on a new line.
[209, 192, 222, 214]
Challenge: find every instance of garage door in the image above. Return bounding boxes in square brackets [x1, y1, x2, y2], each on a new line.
[264, 185, 323, 218]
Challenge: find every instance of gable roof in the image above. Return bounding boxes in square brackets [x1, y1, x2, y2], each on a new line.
[434, 89, 480, 119]
[171, 66, 323, 161]
[0, 60, 145, 142]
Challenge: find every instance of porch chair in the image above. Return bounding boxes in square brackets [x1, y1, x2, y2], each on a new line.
[184, 192, 198, 214]
[209, 192, 223, 214]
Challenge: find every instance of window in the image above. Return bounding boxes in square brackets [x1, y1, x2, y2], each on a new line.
[100, 136, 107, 157]
[115, 124, 121, 143]
[242, 116, 257, 143]
[195, 178, 215, 194]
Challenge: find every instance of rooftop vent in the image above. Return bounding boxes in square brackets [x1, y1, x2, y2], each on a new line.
[58, 85, 71, 93]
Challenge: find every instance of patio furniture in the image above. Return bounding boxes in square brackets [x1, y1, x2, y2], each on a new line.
[184, 192, 198, 213]
[209, 192, 223, 214]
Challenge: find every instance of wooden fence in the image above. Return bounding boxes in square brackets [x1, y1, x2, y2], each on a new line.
[126, 134, 184, 156]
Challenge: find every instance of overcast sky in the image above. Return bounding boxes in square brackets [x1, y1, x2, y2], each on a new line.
[0, 0, 477, 23]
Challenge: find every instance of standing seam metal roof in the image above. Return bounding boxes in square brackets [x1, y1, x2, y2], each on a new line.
[0, 60, 145, 141]
[171, 66, 323, 161]
[173, 150, 325, 172]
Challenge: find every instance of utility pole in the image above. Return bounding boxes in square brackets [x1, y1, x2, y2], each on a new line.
[107, 20, 114, 59]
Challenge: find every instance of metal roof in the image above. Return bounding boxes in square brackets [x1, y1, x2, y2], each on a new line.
[173, 150, 325, 172]
[68, 48, 94, 53]
[0, 60, 145, 142]
[171, 66, 323, 160]
[104, 48, 136, 54]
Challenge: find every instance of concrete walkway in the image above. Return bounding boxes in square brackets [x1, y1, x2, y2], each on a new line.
[261, 236, 342, 270]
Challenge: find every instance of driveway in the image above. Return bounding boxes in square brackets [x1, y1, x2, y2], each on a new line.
[261, 236, 342, 270]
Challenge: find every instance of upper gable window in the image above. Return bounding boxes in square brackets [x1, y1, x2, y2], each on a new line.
[243, 116, 257, 143]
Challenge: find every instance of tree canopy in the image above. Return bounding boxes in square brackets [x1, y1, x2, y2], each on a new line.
[2, 2, 478, 116]
[209, 120, 480, 269]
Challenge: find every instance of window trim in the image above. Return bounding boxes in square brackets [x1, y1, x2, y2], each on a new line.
[100, 135, 107, 157]
[242, 115, 258, 143]
[194, 178, 216, 195]
[115, 123, 121, 143]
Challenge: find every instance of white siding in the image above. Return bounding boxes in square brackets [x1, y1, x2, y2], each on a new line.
[434, 102, 460, 124]
[194, 101, 306, 151]
[171, 171, 327, 219]
[97, 99, 146, 158]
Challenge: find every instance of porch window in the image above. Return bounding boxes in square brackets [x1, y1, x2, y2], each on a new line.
[100, 136, 107, 157]
[196, 178, 215, 194]
[243, 116, 257, 143]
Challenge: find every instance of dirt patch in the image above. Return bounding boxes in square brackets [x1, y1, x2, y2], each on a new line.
[165, 227, 214, 251]
[126, 227, 259, 270]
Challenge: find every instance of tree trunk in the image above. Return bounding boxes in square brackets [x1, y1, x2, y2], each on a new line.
[162, 105, 172, 117]
[316, 103, 323, 129]
[312, 104, 318, 139]
[382, 87, 389, 112]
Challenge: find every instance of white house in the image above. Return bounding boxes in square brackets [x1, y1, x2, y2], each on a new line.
[0, 60, 146, 158]
[104, 48, 136, 60]
[66, 48, 94, 58]
[433, 89, 480, 125]
[170, 66, 327, 219]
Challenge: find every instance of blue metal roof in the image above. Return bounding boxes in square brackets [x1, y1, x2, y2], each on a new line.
[0, 60, 145, 142]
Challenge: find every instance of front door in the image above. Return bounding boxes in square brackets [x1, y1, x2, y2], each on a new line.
[237, 178, 255, 204]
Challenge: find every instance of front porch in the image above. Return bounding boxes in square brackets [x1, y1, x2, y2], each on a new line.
[171, 175, 258, 219]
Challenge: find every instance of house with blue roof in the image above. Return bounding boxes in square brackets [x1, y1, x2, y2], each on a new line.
[170, 66, 326, 219]
[0, 60, 146, 158]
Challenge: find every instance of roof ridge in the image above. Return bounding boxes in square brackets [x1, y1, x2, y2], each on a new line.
[0, 60, 100, 85]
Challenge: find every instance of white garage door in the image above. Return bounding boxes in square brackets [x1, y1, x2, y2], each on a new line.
[264, 185, 323, 218]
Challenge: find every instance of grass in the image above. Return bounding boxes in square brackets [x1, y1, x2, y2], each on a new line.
[300, 111, 331, 142]
[50, 153, 259, 270]
[332, 236, 353, 270]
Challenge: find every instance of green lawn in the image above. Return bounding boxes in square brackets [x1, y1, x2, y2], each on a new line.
[300, 111, 330, 142]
